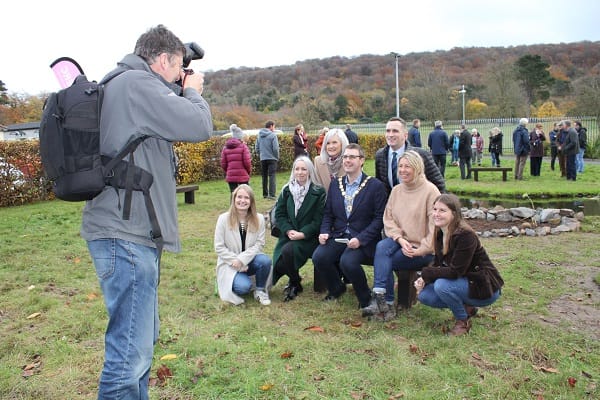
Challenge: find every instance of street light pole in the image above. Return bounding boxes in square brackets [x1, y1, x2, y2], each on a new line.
[459, 84, 466, 124]
[393, 53, 400, 118]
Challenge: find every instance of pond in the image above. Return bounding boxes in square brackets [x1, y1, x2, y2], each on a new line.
[459, 196, 600, 216]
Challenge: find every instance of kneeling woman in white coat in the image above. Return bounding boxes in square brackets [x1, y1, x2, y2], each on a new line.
[214, 184, 273, 305]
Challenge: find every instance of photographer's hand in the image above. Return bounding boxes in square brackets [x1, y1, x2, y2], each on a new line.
[183, 71, 205, 96]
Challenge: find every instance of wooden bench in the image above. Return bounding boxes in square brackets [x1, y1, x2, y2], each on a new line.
[176, 184, 199, 204]
[313, 262, 419, 309]
[471, 167, 512, 182]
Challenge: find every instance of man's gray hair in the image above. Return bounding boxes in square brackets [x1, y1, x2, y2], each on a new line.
[519, 118, 528, 126]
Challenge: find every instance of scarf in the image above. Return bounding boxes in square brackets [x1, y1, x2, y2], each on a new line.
[326, 155, 343, 180]
[288, 180, 307, 216]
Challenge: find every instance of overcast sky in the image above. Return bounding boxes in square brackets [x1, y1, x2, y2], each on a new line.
[3, 0, 599, 95]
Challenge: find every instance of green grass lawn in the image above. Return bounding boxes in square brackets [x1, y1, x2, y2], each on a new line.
[0, 161, 599, 399]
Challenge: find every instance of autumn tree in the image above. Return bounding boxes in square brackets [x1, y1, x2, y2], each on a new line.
[573, 75, 600, 120]
[465, 98, 489, 119]
[514, 54, 555, 114]
[0, 80, 8, 105]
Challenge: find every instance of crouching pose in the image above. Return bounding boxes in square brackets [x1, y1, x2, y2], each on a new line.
[415, 193, 504, 336]
[214, 184, 272, 306]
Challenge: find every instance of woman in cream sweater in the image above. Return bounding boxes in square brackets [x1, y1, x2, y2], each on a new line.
[362, 150, 440, 321]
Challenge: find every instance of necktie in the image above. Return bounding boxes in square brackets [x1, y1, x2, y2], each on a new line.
[391, 151, 399, 186]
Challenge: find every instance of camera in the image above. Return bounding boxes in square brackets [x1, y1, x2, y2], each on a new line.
[176, 42, 204, 88]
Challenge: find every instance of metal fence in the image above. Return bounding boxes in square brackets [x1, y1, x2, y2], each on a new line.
[278, 116, 598, 156]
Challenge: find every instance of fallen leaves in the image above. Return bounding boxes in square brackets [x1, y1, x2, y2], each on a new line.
[22, 354, 42, 378]
[280, 351, 293, 359]
[567, 377, 577, 387]
[160, 354, 177, 361]
[304, 325, 324, 332]
[259, 383, 274, 391]
[26, 312, 41, 319]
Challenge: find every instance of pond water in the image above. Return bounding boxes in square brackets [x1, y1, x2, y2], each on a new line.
[459, 196, 600, 216]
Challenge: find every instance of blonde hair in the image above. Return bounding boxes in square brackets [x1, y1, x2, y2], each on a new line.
[227, 184, 260, 232]
[399, 150, 425, 185]
[287, 156, 319, 187]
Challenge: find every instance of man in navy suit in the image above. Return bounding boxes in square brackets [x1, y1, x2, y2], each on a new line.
[312, 143, 387, 309]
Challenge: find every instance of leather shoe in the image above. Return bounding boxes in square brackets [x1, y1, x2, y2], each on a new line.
[323, 284, 346, 301]
[283, 284, 303, 302]
[449, 319, 472, 336]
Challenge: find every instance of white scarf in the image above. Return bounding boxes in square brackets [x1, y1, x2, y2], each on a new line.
[288, 180, 307, 216]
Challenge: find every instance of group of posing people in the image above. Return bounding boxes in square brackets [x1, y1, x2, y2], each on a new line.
[214, 117, 504, 336]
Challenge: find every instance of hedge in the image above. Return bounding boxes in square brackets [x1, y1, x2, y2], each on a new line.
[0, 133, 386, 207]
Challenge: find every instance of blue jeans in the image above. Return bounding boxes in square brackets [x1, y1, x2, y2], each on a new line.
[373, 237, 433, 303]
[87, 238, 159, 400]
[418, 277, 501, 320]
[576, 148, 585, 173]
[232, 253, 272, 295]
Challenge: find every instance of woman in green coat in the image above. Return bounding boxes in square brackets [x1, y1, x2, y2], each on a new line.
[272, 156, 326, 301]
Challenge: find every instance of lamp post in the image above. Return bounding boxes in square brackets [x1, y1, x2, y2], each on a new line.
[393, 53, 400, 118]
[459, 84, 466, 125]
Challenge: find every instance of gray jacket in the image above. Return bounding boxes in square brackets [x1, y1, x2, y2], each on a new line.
[255, 128, 280, 161]
[562, 127, 580, 156]
[80, 54, 213, 252]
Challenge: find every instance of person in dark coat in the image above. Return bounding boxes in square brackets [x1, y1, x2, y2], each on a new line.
[416, 193, 503, 336]
[488, 127, 503, 167]
[375, 117, 445, 194]
[312, 144, 387, 310]
[408, 119, 422, 147]
[293, 124, 309, 159]
[427, 120, 449, 178]
[560, 120, 580, 181]
[512, 118, 530, 180]
[272, 156, 326, 301]
[529, 123, 546, 176]
[344, 124, 359, 144]
[221, 124, 252, 193]
[458, 124, 472, 179]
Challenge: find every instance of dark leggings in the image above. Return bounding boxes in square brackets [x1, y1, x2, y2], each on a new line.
[274, 241, 301, 285]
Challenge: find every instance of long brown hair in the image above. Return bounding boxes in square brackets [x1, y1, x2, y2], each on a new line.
[227, 184, 260, 232]
[433, 193, 473, 254]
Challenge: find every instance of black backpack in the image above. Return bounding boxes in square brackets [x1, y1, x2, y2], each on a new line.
[39, 73, 163, 253]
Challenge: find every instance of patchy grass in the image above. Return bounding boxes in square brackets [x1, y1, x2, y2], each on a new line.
[1, 170, 599, 399]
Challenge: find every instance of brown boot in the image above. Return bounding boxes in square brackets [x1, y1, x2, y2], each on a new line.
[449, 319, 471, 336]
[464, 304, 478, 317]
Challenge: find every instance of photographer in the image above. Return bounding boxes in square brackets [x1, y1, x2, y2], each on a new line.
[80, 25, 212, 399]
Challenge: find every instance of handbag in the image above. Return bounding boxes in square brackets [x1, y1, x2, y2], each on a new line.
[467, 267, 494, 299]
[269, 205, 281, 238]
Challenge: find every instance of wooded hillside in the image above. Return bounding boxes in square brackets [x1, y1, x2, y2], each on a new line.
[204, 41, 600, 130]
[1, 42, 599, 129]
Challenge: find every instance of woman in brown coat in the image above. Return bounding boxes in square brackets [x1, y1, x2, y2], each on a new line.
[415, 194, 504, 336]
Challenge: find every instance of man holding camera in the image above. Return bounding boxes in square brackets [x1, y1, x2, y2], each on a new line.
[80, 25, 212, 399]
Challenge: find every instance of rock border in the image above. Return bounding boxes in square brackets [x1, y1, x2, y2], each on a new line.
[463, 206, 583, 238]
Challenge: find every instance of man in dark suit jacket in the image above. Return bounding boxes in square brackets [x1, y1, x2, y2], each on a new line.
[312, 143, 387, 309]
[375, 117, 446, 194]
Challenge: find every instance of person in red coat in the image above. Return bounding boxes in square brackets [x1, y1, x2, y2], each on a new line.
[221, 124, 252, 194]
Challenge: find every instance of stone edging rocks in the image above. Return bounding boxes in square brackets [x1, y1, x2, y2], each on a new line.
[463, 206, 583, 238]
